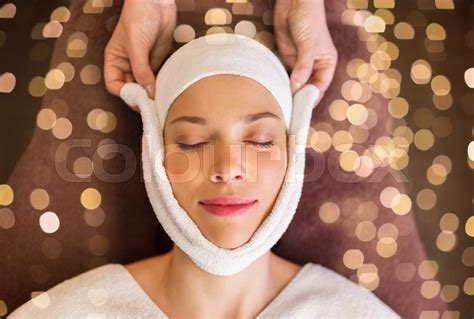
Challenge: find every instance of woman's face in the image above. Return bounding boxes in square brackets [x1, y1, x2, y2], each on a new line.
[163, 74, 288, 249]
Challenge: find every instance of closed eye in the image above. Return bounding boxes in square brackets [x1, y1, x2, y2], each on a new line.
[176, 141, 274, 151]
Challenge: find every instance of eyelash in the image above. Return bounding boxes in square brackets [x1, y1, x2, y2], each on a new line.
[177, 141, 275, 151]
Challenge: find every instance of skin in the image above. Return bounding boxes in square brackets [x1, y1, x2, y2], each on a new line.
[125, 75, 302, 318]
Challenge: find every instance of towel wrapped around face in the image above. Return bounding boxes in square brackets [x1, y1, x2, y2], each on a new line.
[120, 33, 320, 276]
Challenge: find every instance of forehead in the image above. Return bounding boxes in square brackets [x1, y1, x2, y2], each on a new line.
[166, 74, 284, 121]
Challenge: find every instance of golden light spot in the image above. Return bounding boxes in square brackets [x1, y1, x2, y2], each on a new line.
[30, 189, 50, 210]
[51, 117, 72, 140]
[329, 99, 349, 121]
[462, 247, 474, 267]
[88, 234, 109, 256]
[416, 188, 437, 210]
[349, 124, 370, 143]
[376, 237, 397, 258]
[378, 223, 399, 240]
[440, 285, 459, 303]
[67, 32, 88, 58]
[354, 156, 375, 177]
[464, 278, 474, 296]
[339, 150, 359, 172]
[364, 15, 386, 33]
[355, 221, 376, 242]
[435, 0, 455, 9]
[332, 130, 353, 152]
[388, 148, 409, 171]
[41, 238, 62, 259]
[73, 157, 94, 178]
[433, 155, 452, 173]
[343, 249, 364, 269]
[465, 216, 474, 237]
[414, 129, 435, 151]
[0, 207, 15, 229]
[418, 260, 438, 279]
[234, 20, 256, 38]
[204, 8, 232, 25]
[0, 72, 16, 93]
[426, 23, 446, 40]
[374, 9, 394, 25]
[97, 138, 119, 160]
[427, 163, 448, 185]
[379, 186, 399, 208]
[31, 292, 50, 309]
[205, 26, 233, 36]
[0, 300, 7, 316]
[28, 76, 47, 97]
[379, 41, 399, 60]
[310, 131, 332, 153]
[394, 22, 415, 39]
[419, 311, 439, 319]
[0, 3, 16, 18]
[431, 75, 451, 96]
[80, 64, 101, 85]
[231, 2, 254, 15]
[387, 97, 409, 119]
[347, 103, 368, 125]
[95, 111, 117, 133]
[370, 50, 391, 70]
[318, 202, 340, 224]
[80, 188, 102, 210]
[436, 231, 456, 252]
[421, 280, 441, 299]
[57, 62, 75, 82]
[464, 68, 474, 88]
[395, 263, 416, 282]
[173, 24, 196, 43]
[88, 288, 108, 306]
[42, 21, 63, 38]
[50, 6, 70, 22]
[262, 9, 273, 26]
[357, 264, 379, 291]
[87, 108, 105, 130]
[255, 31, 275, 50]
[357, 201, 379, 221]
[39, 211, 60, 234]
[411, 59, 432, 84]
[84, 207, 105, 227]
[0, 184, 14, 206]
[347, 0, 368, 9]
[374, 0, 394, 8]
[440, 212, 459, 233]
[346, 59, 365, 78]
[36, 109, 57, 130]
[45, 69, 65, 90]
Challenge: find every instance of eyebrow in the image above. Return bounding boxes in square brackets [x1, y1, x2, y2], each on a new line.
[169, 111, 281, 126]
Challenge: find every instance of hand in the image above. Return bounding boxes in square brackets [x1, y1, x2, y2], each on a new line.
[104, 0, 177, 112]
[273, 0, 338, 107]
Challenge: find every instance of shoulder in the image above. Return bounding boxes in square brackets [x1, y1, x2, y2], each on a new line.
[263, 262, 401, 318]
[8, 263, 129, 318]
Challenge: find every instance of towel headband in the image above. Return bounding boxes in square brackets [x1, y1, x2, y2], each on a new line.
[120, 33, 320, 276]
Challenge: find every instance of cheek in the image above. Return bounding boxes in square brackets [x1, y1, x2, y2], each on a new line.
[245, 144, 287, 185]
[164, 147, 201, 183]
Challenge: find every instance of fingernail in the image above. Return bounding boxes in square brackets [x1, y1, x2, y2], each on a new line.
[292, 81, 302, 93]
[145, 85, 153, 99]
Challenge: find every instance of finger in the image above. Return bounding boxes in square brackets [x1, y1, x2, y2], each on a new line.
[308, 56, 338, 95]
[104, 54, 128, 97]
[129, 43, 156, 100]
[290, 45, 315, 95]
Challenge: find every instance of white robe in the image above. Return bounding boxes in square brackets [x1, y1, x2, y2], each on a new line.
[9, 262, 401, 318]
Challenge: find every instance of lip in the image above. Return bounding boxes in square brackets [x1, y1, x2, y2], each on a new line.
[199, 196, 257, 217]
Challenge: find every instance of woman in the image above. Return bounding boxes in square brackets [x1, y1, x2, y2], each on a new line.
[9, 33, 400, 318]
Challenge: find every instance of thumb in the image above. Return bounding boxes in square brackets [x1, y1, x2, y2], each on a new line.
[129, 44, 156, 100]
[290, 46, 314, 95]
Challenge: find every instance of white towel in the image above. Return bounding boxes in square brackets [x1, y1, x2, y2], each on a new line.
[120, 33, 320, 276]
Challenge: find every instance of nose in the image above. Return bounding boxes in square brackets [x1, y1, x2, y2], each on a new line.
[208, 143, 245, 183]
